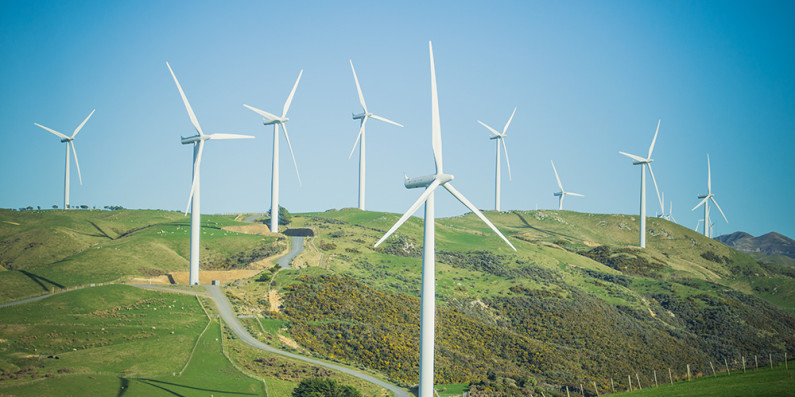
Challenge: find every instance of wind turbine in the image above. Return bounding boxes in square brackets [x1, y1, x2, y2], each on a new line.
[374, 42, 516, 397]
[348, 60, 403, 210]
[477, 108, 515, 211]
[244, 70, 303, 233]
[550, 160, 584, 210]
[619, 120, 664, 248]
[658, 192, 676, 222]
[691, 154, 727, 238]
[34, 109, 95, 209]
[167, 62, 254, 286]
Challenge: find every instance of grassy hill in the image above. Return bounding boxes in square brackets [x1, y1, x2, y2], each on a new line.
[0, 284, 384, 396]
[0, 209, 283, 303]
[227, 208, 795, 395]
[2, 207, 794, 396]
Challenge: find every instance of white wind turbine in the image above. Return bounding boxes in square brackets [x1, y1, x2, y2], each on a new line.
[244, 70, 303, 233]
[619, 120, 664, 248]
[34, 109, 95, 209]
[167, 62, 254, 286]
[348, 60, 403, 210]
[658, 192, 676, 222]
[374, 42, 516, 397]
[550, 160, 584, 210]
[477, 108, 515, 211]
[691, 154, 727, 238]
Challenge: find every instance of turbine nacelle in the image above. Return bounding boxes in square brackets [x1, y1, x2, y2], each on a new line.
[262, 117, 287, 126]
[404, 173, 453, 189]
[553, 192, 563, 197]
[352, 112, 371, 120]
[181, 135, 202, 145]
[632, 158, 653, 165]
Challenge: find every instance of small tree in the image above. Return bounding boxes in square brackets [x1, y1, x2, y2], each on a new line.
[268, 206, 292, 225]
[52, 205, 58, 209]
[292, 378, 361, 397]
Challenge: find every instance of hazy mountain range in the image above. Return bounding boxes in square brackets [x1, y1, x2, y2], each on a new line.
[716, 231, 795, 261]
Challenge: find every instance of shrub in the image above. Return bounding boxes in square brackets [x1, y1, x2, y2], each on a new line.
[292, 377, 361, 397]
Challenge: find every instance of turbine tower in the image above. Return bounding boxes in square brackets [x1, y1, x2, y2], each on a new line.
[691, 154, 727, 237]
[619, 120, 664, 248]
[167, 62, 254, 285]
[374, 42, 516, 397]
[34, 109, 95, 209]
[244, 70, 303, 233]
[348, 60, 403, 210]
[477, 108, 515, 211]
[551, 160, 584, 210]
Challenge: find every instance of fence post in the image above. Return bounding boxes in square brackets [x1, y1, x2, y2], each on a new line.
[579, 383, 584, 396]
[593, 381, 599, 396]
[725, 358, 731, 375]
[668, 368, 673, 384]
[636, 373, 642, 389]
[565, 386, 570, 397]
[610, 378, 615, 393]
[710, 361, 716, 377]
[770, 353, 773, 370]
[653, 370, 658, 387]
[687, 364, 691, 381]
[755, 355, 759, 370]
[628, 375, 632, 392]
[742, 356, 746, 373]
[786, 352, 788, 371]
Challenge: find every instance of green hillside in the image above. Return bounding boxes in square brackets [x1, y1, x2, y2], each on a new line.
[2, 207, 794, 396]
[0, 209, 282, 303]
[236, 208, 795, 395]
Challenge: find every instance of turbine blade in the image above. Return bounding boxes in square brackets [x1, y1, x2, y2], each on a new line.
[34, 123, 70, 140]
[648, 119, 660, 158]
[647, 164, 664, 216]
[374, 178, 441, 247]
[72, 109, 95, 138]
[502, 107, 517, 135]
[477, 120, 501, 136]
[185, 140, 204, 215]
[619, 151, 646, 163]
[349, 60, 367, 113]
[282, 69, 303, 118]
[502, 137, 512, 181]
[691, 196, 709, 212]
[443, 182, 516, 251]
[348, 118, 366, 159]
[243, 104, 278, 122]
[369, 114, 404, 127]
[568, 192, 585, 197]
[70, 141, 82, 185]
[166, 62, 204, 136]
[281, 123, 302, 186]
[551, 160, 563, 190]
[429, 41, 443, 174]
[207, 133, 255, 140]
[707, 154, 712, 194]
[711, 197, 728, 223]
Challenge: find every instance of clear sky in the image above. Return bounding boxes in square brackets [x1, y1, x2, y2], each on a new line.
[1, 0, 793, 238]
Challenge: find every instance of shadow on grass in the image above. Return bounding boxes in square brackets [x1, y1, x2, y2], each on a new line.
[132, 378, 257, 396]
[513, 211, 578, 240]
[19, 270, 64, 291]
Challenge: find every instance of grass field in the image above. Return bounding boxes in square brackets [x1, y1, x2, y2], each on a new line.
[616, 362, 794, 396]
[0, 209, 281, 303]
[0, 284, 382, 396]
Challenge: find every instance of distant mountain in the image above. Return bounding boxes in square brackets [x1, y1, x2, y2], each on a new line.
[716, 231, 795, 259]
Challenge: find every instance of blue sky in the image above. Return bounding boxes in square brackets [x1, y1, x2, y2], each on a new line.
[1, 0, 793, 238]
